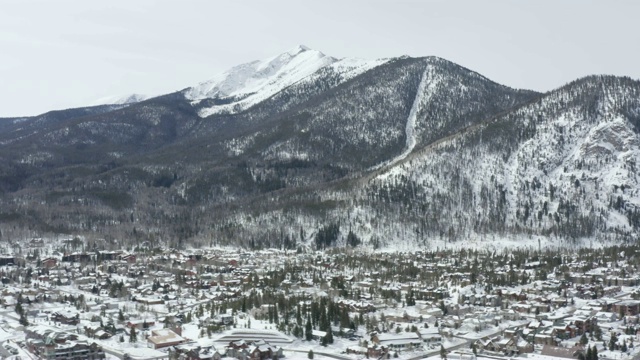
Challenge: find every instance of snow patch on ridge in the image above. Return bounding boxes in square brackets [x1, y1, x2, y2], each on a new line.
[371, 64, 439, 171]
[320, 57, 390, 83]
[92, 93, 149, 106]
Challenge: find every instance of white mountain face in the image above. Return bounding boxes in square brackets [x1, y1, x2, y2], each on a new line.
[92, 93, 149, 106]
[184, 45, 390, 117]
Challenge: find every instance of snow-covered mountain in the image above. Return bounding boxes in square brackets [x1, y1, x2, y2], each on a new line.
[1, 46, 639, 251]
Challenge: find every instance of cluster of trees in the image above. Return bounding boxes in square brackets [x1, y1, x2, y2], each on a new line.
[314, 223, 340, 250]
[346, 230, 361, 247]
[580, 346, 598, 360]
[220, 288, 365, 344]
[90, 278, 128, 298]
[602, 331, 634, 353]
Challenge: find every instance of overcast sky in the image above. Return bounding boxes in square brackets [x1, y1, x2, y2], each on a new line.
[1, 0, 639, 117]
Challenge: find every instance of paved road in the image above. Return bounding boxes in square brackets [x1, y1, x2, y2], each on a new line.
[101, 344, 169, 360]
[286, 348, 353, 360]
[406, 339, 473, 360]
[285, 339, 473, 360]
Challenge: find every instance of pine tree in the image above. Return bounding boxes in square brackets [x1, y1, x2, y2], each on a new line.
[15, 302, 23, 316]
[129, 326, 137, 343]
[440, 344, 447, 359]
[339, 308, 350, 329]
[19, 312, 29, 326]
[610, 331, 618, 350]
[594, 325, 602, 341]
[296, 306, 302, 326]
[325, 327, 334, 344]
[305, 315, 313, 341]
[319, 307, 328, 332]
[273, 305, 279, 324]
[107, 318, 116, 334]
[580, 333, 589, 345]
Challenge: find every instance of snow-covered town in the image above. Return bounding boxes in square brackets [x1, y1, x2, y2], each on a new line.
[1, 241, 640, 360]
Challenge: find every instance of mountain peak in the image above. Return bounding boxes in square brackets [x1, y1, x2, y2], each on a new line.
[288, 44, 311, 55]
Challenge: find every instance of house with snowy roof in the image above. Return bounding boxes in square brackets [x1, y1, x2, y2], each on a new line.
[474, 337, 498, 352]
[25, 326, 106, 360]
[171, 343, 225, 360]
[51, 309, 80, 325]
[540, 344, 585, 359]
[147, 328, 187, 349]
[248, 342, 283, 360]
[371, 332, 423, 350]
[417, 326, 441, 346]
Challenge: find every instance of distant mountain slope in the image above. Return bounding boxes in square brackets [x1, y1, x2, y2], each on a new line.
[92, 93, 150, 106]
[0, 104, 128, 134]
[2, 47, 638, 250]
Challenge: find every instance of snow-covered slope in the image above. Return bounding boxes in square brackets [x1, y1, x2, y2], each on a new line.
[306, 56, 390, 85]
[217, 77, 640, 251]
[183, 46, 391, 118]
[185, 45, 336, 117]
[358, 76, 640, 245]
